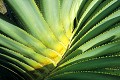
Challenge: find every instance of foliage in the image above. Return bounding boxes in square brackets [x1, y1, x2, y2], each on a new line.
[0, 0, 120, 80]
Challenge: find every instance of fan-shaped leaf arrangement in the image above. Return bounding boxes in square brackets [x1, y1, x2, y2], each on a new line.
[0, 0, 120, 80]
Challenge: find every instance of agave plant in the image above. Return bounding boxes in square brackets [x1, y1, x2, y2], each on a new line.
[0, 0, 120, 80]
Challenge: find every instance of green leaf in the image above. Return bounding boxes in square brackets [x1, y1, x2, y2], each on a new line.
[68, 0, 83, 35]
[60, 41, 120, 67]
[5, 0, 65, 54]
[38, 0, 69, 46]
[0, 53, 35, 71]
[73, 0, 103, 37]
[0, 34, 55, 66]
[0, 47, 44, 70]
[0, 19, 61, 63]
[79, 25, 120, 52]
[46, 71, 120, 80]
[76, 0, 92, 22]
[60, 0, 73, 38]
[52, 56, 120, 75]
[71, 9, 120, 51]
[63, 25, 120, 60]
[72, 0, 120, 45]
[95, 68, 120, 76]
[1, 0, 120, 80]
